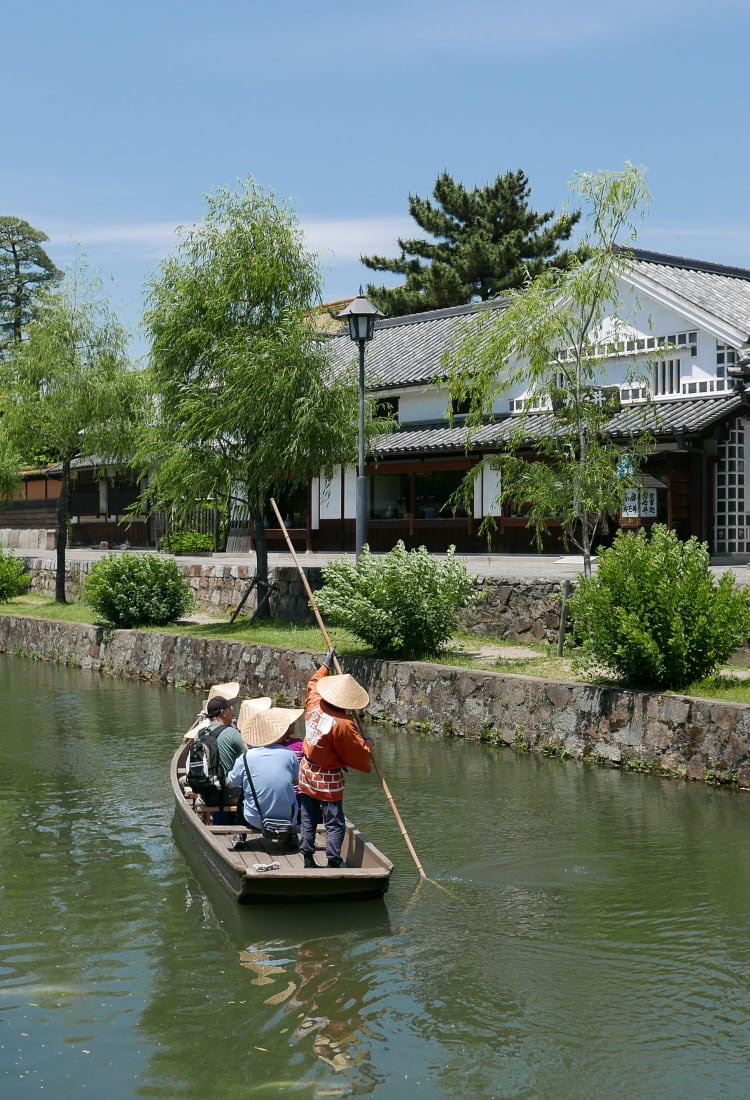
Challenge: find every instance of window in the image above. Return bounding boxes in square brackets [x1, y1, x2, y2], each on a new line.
[370, 472, 409, 519]
[653, 359, 681, 396]
[374, 397, 399, 421]
[450, 396, 472, 417]
[266, 486, 307, 528]
[415, 469, 468, 518]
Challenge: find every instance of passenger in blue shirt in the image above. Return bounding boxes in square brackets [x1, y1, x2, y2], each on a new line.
[226, 707, 303, 837]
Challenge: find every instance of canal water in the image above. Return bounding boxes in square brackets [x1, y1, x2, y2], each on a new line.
[1, 655, 749, 1100]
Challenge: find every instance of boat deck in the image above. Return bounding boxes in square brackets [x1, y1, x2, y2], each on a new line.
[171, 745, 393, 902]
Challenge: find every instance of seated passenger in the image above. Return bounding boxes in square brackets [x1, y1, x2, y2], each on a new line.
[226, 707, 303, 840]
[183, 680, 241, 743]
[195, 694, 246, 812]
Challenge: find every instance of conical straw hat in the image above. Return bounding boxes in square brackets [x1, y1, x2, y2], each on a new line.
[317, 673, 369, 711]
[240, 706, 305, 747]
[203, 681, 240, 709]
[236, 697, 273, 730]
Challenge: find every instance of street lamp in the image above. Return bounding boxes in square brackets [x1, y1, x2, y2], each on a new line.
[338, 288, 382, 559]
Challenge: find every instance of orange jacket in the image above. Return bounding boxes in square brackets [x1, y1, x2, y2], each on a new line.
[299, 667, 372, 801]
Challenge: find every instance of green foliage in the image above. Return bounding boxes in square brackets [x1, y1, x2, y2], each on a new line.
[160, 529, 214, 554]
[0, 548, 28, 601]
[84, 552, 194, 628]
[141, 176, 363, 614]
[0, 258, 146, 601]
[0, 434, 21, 501]
[362, 169, 581, 316]
[445, 163, 653, 576]
[314, 542, 480, 658]
[569, 525, 750, 690]
[0, 216, 62, 352]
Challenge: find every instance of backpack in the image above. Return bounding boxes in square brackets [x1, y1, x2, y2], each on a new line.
[187, 723, 228, 799]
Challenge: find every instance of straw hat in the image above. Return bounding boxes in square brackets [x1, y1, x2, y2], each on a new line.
[203, 681, 240, 709]
[317, 673, 369, 711]
[236, 696, 273, 730]
[240, 706, 305, 747]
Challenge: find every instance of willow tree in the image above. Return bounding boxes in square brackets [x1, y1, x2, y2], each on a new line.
[0, 261, 144, 601]
[445, 164, 653, 578]
[0, 437, 21, 502]
[142, 177, 361, 616]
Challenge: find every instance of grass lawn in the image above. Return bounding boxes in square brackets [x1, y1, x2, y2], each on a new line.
[2, 594, 750, 705]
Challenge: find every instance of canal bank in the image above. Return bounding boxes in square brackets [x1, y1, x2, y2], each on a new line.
[1, 613, 749, 790]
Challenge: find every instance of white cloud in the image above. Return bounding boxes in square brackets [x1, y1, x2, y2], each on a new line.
[301, 216, 415, 264]
[44, 220, 182, 259]
[41, 214, 414, 269]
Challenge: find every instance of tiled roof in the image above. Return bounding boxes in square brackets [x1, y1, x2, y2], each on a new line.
[605, 393, 744, 438]
[622, 249, 750, 341]
[328, 250, 750, 396]
[372, 395, 744, 457]
[328, 299, 502, 390]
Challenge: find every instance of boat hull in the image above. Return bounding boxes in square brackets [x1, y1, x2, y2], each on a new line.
[170, 744, 393, 904]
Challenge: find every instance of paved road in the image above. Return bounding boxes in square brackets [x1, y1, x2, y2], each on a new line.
[36, 546, 750, 583]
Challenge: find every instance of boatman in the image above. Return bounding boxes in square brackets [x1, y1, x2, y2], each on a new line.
[299, 648, 373, 869]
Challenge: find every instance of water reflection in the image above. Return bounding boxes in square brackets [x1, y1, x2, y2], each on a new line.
[171, 817, 392, 1095]
[2, 654, 750, 1099]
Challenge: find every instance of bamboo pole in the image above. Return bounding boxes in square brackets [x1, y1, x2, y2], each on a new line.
[269, 497, 428, 880]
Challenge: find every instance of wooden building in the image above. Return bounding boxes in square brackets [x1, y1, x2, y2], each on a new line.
[270, 249, 750, 558]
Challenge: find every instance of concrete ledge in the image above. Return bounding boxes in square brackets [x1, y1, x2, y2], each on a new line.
[0, 613, 748, 790]
[0, 529, 56, 551]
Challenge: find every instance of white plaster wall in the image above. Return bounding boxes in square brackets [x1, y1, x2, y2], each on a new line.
[475, 464, 501, 518]
[318, 469, 342, 521]
[399, 389, 449, 422]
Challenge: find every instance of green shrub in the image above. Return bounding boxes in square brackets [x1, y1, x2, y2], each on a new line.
[160, 529, 214, 554]
[569, 524, 750, 690]
[0, 548, 28, 601]
[84, 552, 194, 628]
[314, 542, 480, 658]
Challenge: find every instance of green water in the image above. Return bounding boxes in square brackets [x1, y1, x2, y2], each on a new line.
[0, 654, 748, 1099]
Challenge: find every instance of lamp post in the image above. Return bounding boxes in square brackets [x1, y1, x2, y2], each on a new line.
[338, 289, 382, 559]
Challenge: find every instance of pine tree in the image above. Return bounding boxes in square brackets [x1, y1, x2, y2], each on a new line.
[0, 217, 62, 352]
[362, 170, 581, 316]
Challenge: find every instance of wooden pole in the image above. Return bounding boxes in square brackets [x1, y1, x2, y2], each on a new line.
[270, 497, 428, 879]
[557, 579, 570, 657]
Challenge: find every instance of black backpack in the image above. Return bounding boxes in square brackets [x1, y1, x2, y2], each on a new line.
[187, 723, 228, 799]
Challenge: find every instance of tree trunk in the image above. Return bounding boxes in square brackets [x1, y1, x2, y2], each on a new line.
[252, 505, 271, 621]
[55, 459, 70, 603]
[581, 514, 592, 579]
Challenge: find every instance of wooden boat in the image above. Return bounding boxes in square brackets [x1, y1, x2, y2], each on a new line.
[170, 742, 393, 904]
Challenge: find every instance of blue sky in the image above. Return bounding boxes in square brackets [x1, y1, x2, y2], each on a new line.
[5, 0, 749, 362]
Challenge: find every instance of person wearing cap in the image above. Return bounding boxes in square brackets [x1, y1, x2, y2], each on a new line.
[195, 695, 246, 813]
[299, 648, 373, 869]
[225, 708, 303, 838]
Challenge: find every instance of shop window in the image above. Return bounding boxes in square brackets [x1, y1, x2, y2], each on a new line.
[370, 472, 409, 518]
[415, 469, 468, 518]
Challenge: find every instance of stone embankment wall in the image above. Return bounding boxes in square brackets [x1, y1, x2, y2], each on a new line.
[1, 614, 748, 790]
[23, 557, 563, 642]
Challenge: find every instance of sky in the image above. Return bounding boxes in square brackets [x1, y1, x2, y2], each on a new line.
[5, 0, 750, 362]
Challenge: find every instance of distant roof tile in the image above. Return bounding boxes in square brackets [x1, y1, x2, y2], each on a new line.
[328, 298, 503, 390]
[372, 395, 744, 457]
[622, 249, 750, 339]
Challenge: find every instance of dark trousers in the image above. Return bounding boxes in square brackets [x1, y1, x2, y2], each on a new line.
[299, 794, 345, 862]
